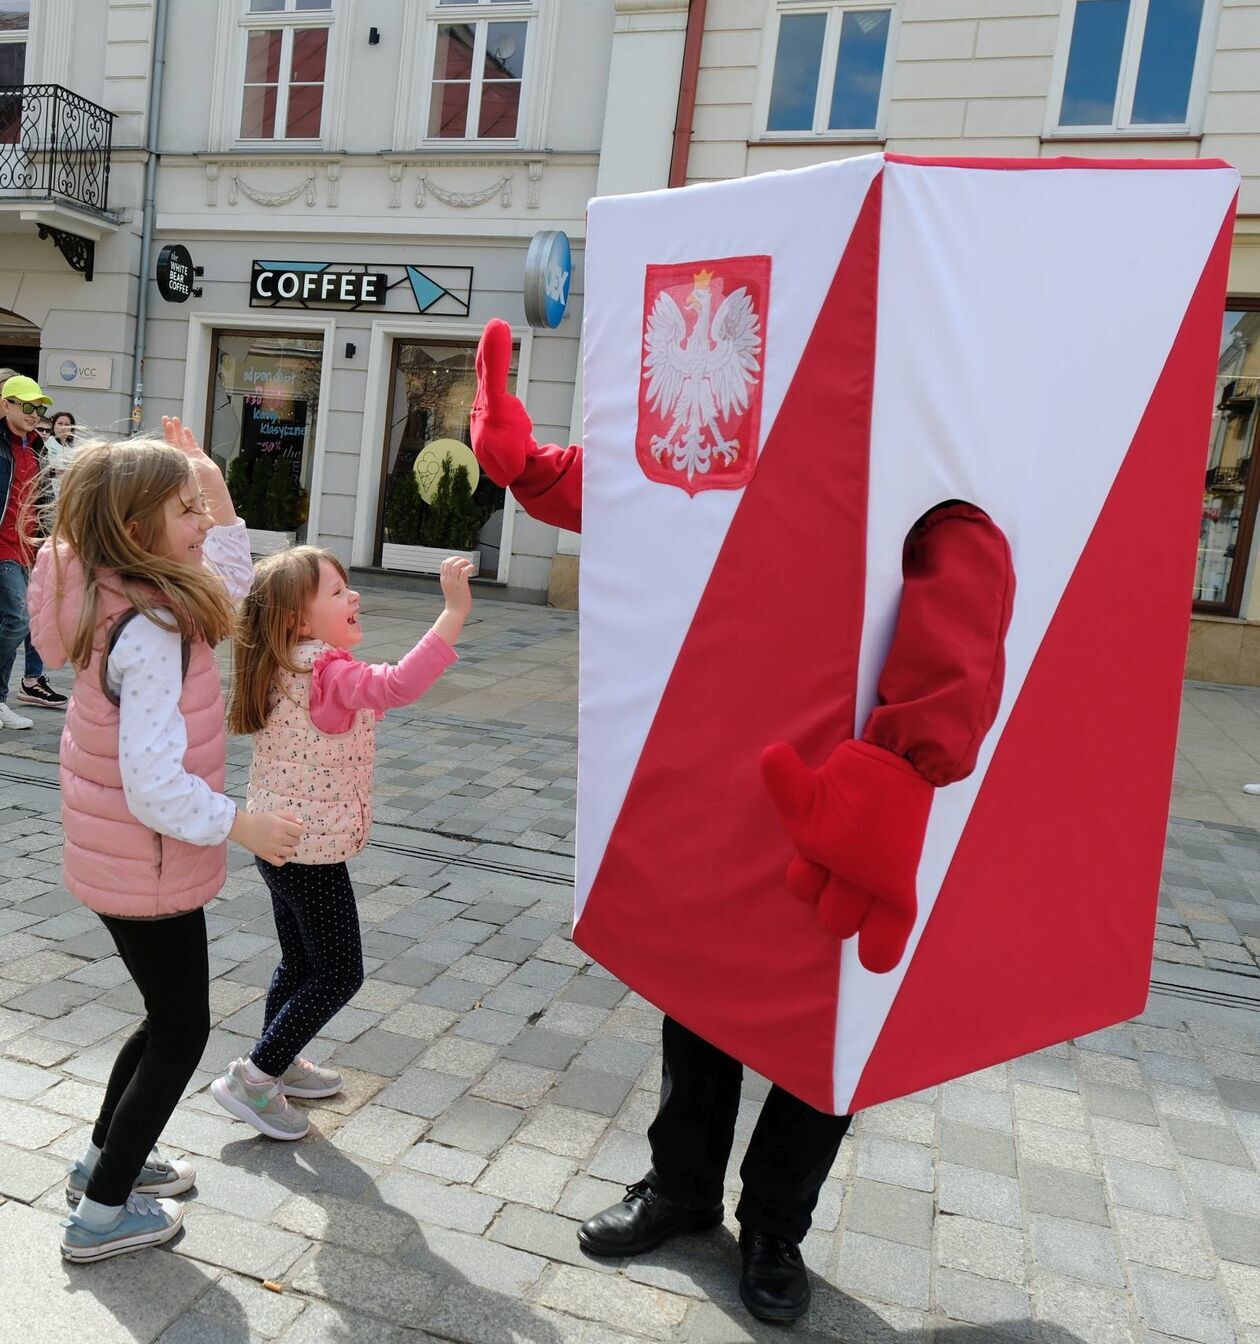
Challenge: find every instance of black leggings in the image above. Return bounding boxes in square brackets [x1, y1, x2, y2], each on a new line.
[88, 908, 210, 1207]
[251, 858, 364, 1078]
[648, 1016, 852, 1243]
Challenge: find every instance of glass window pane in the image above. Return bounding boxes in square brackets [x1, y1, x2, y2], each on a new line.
[294, 0, 332, 9]
[1131, 0, 1204, 124]
[829, 9, 890, 130]
[1060, 0, 1130, 126]
[484, 22, 526, 80]
[0, 2, 29, 35]
[435, 25, 475, 81]
[285, 83, 323, 137]
[767, 13, 825, 133]
[244, 29, 282, 84]
[240, 83, 278, 137]
[1199, 311, 1260, 606]
[428, 81, 470, 137]
[479, 79, 520, 137]
[248, 0, 284, 12]
[0, 41, 23, 83]
[290, 26, 327, 83]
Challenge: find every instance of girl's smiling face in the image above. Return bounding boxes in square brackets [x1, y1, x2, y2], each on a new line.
[299, 559, 361, 649]
[154, 479, 214, 567]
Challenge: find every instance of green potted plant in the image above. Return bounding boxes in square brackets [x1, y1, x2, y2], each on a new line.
[230, 453, 300, 555]
[382, 454, 483, 576]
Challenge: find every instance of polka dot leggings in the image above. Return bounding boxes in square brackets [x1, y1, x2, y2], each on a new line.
[250, 857, 364, 1078]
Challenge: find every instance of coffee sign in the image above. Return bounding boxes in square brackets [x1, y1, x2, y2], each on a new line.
[156, 244, 197, 304]
[250, 262, 389, 308]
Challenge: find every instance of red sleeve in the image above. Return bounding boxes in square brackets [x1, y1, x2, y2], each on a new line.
[862, 503, 1014, 787]
[511, 442, 583, 533]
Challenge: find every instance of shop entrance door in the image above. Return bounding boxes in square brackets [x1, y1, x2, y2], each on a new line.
[0, 307, 39, 380]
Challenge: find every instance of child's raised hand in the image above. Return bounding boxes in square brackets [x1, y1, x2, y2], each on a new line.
[163, 415, 239, 525]
[162, 416, 213, 469]
[440, 557, 474, 617]
[229, 809, 304, 866]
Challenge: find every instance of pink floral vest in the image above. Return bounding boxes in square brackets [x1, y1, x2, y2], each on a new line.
[28, 544, 228, 917]
[247, 640, 376, 865]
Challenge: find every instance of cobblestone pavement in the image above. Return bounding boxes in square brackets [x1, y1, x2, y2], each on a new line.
[1, 580, 1260, 1343]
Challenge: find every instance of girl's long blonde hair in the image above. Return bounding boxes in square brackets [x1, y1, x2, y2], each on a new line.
[228, 545, 348, 735]
[49, 436, 236, 669]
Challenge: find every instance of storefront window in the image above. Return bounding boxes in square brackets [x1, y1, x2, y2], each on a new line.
[1197, 306, 1260, 613]
[205, 331, 323, 546]
[376, 337, 507, 573]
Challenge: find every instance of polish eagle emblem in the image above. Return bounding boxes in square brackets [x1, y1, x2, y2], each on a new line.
[640, 265, 765, 488]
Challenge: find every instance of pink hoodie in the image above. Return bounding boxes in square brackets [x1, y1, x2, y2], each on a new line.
[28, 544, 228, 917]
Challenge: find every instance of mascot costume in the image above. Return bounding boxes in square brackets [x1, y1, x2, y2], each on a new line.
[471, 153, 1239, 1322]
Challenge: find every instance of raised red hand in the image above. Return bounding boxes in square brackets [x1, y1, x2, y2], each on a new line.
[471, 319, 536, 488]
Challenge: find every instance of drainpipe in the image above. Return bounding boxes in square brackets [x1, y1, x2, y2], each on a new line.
[667, 0, 706, 189]
[129, 0, 169, 434]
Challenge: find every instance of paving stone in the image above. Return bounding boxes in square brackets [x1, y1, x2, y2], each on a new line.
[574, 1035, 655, 1079]
[1101, 1155, 1191, 1218]
[834, 1230, 931, 1310]
[1203, 1208, 1260, 1267]
[471, 1060, 556, 1107]
[0, 1095, 77, 1147]
[1091, 1117, 1177, 1167]
[845, 1177, 935, 1247]
[516, 1105, 611, 1160]
[417, 976, 487, 1012]
[376, 1168, 502, 1234]
[175, 1208, 308, 1280]
[1218, 1077, 1260, 1113]
[401, 1140, 488, 1184]
[487, 1202, 609, 1272]
[378, 1003, 459, 1041]
[1220, 1261, 1260, 1328]
[1114, 1206, 1215, 1277]
[1081, 1081, 1160, 1126]
[400, 1222, 548, 1296]
[0, 1054, 53, 1100]
[938, 1120, 1018, 1176]
[2, 1032, 75, 1067]
[328, 1029, 425, 1078]
[1140, 1051, 1217, 1090]
[1016, 1120, 1099, 1174]
[1129, 1265, 1236, 1344]
[1012, 1052, 1079, 1091]
[425, 1282, 588, 1344]
[941, 1082, 1014, 1132]
[187, 1272, 306, 1339]
[934, 1267, 1035, 1338]
[504, 1028, 584, 1072]
[937, 1162, 1023, 1227]
[287, 1242, 440, 1329]
[6, 979, 101, 1018]
[1013, 1081, 1088, 1130]
[859, 1098, 935, 1145]
[1180, 1157, 1260, 1214]
[426, 1097, 524, 1155]
[476, 1141, 577, 1209]
[1033, 1271, 1137, 1344]
[1029, 1214, 1124, 1287]
[374, 1068, 468, 1119]
[0, 1139, 67, 1201]
[329, 1104, 429, 1164]
[274, 1190, 415, 1255]
[535, 1263, 688, 1339]
[937, 1213, 1026, 1284]
[453, 1007, 529, 1046]
[561, 975, 628, 1010]
[1022, 1164, 1110, 1226]
[418, 1035, 499, 1079]
[586, 1127, 653, 1186]
[853, 1135, 934, 1192]
[548, 1067, 635, 1117]
[1167, 1114, 1253, 1166]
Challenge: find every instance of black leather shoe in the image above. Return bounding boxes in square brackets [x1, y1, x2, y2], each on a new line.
[739, 1228, 810, 1322]
[578, 1178, 724, 1257]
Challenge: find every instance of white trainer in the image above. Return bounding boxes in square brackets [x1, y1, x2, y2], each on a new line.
[1243, 784, 1260, 796]
[0, 702, 33, 730]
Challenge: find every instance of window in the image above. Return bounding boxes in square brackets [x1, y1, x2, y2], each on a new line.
[763, 3, 893, 137]
[423, 1, 534, 142]
[0, 1, 27, 87]
[239, 0, 333, 141]
[1053, 0, 1215, 133]
[1197, 306, 1260, 616]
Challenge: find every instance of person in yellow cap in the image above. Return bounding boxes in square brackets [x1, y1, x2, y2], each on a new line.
[0, 374, 69, 724]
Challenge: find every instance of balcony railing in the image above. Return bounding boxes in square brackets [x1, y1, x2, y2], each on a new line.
[0, 83, 114, 215]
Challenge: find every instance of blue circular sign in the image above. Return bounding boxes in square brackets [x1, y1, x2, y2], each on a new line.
[523, 231, 571, 330]
[59, 359, 78, 382]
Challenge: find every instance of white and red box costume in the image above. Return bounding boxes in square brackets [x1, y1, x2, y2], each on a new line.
[473, 154, 1238, 1117]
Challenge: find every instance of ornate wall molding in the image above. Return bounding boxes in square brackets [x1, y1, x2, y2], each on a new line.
[416, 174, 511, 209]
[203, 159, 341, 208]
[384, 156, 546, 211]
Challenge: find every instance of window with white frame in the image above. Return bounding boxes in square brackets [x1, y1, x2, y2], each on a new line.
[763, 3, 894, 137]
[0, 1, 29, 87]
[423, 0, 535, 142]
[1052, 0, 1216, 132]
[238, 0, 334, 141]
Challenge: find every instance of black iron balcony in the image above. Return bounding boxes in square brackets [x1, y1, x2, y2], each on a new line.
[0, 83, 113, 215]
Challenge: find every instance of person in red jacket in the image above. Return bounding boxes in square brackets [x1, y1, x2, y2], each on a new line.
[471, 319, 1013, 1323]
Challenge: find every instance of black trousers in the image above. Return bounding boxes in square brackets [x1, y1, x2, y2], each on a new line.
[647, 1016, 852, 1243]
[88, 908, 211, 1207]
[251, 858, 364, 1078]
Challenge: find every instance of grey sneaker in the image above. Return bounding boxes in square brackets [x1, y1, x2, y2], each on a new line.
[281, 1056, 343, 1099]
[66, 1147, 195, 1206]
[60, 1193, 183, 1262]
[211, 1058, 310, 1140]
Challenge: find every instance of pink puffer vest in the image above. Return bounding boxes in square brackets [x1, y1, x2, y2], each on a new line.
[28, 543, 228, 917]
[247, 640, 376, 865]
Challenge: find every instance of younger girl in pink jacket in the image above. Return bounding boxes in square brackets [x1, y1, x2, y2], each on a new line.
[213, 546, 472, 1139]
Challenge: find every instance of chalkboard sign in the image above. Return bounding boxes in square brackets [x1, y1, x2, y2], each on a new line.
[240, 394, 307, 486]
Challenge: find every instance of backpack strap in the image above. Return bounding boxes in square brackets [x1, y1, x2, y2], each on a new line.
[100, 608, 192, 707]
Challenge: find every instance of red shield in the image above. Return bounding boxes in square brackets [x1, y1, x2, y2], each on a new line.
[636, 255, 770, 496]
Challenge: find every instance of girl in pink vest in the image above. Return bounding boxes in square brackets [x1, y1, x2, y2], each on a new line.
[28, 422, 303, 1263]
[212, 545, 472, 1140]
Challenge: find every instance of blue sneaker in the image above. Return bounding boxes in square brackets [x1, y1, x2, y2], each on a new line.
[60, 1193, 183, 1262]
[65, 1148, 195, 1206]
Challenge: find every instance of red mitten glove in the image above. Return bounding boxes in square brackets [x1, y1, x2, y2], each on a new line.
[762, 739, 934, 973]
[472, 318, 536, 488]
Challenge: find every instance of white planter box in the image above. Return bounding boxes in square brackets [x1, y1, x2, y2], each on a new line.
[247, 528, 296, 556]
[381, 543, 480, 576]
